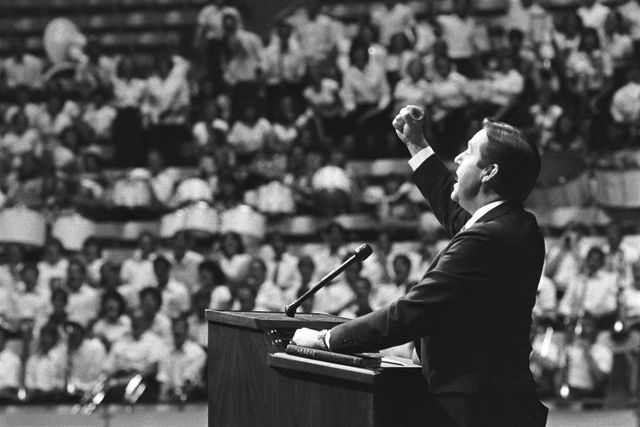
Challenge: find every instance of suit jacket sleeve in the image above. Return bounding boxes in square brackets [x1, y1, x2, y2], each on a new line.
[329, 227, 495, 353]
[413, 154, 470, 237]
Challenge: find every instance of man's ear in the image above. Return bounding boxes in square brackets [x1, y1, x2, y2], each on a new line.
[481, 163, 499, 183]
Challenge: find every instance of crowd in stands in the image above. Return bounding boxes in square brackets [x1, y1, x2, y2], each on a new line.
[0, 0, 639, 406]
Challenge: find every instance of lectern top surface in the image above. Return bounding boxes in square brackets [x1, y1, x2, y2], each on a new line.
[205, 310, 346, 330]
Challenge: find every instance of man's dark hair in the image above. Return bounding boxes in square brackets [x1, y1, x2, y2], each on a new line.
[478, 118, 541, 202]
[198, 259, 227, 285]
[153, 255, 172, 270]
[139, 286, 163, 308]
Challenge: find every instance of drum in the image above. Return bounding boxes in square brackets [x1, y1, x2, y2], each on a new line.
[256, 181, 295, 214]
[173, 178, 213, 206]
[52, 213, 97, 251]
[594, 168, 640, 208]
[0, 207, 46, 247]
[220, 205, 266, 251]
[526, 152, 590, 209]
[112, 179, 152, 208]
[182, 202, 219, 237]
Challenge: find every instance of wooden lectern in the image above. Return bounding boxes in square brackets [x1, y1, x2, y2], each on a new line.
[207, 310, 428, 427]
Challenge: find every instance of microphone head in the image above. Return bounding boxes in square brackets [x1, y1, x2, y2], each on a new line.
[354, 244, 373, 261]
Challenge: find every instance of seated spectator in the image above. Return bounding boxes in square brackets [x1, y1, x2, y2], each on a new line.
[33, 289, 69, 339]
[25, 323, 64, 402]
[81, 87, 116, 144]
[9, 262, 48, 323]
[261, 19, 306, 106]
[187, 289, 211, 348]
[64, 260, 99, 327]
[293, 256, 316, 314]
[362, 231, 394, 286]
[553, 11, 584, 60]
[216, 232, 252, 286]
[37, 238, 69, 294]
[0, 243, 25, 290]
[370, 0, 416, 46]
[309, 222, 349, 281]
[393, 57, 432, 116]
[436, 0, 489, 78]
[546, 113, 587, 152]
[220, 9, 263, 98]
[158, 317, 206, 402]
[4, 152, 46, 210]
[254, 256, 298, 311]
[102, 310, 167, 402]
[3, 43, 43, 89]
[610, 66, 640, 131]
[312, 254, 358, 316]
[618, 0, 640, 56]
[559, 247, 618, 330]
[35, 93, 78, 137]
[603, 223, 638, 287]
[165, 231, 204, 294]
[81, 238, 104, 288]
[146, 149, 179, 207]
[1, 111, 40, 157]
[563, 315, 613, 399]
[226, 101, 272, 159]
[384, 32, 416, 86]
[60, 321, 107, 394]
[370, 254, 415, 311]
[340, 42, 391, 157]
[0, 327, 20, 401]
[231, 284, 257, 311]
[198, 259, 232, 310]
[302, 59, 344, 143]
[545, 223, 588, 295]
[261, 231, 299, 290]
[577, 0, 610, 36]
[339, 277, 374, 319]
[528, 88, 563, 151]
[92, 290, 131, 351]
[533, 272, 557, 322]
[139, 287, 172, 344]
[623, 261, 640, 327]
[151, 256, 190, 319]
[602, 10, 634, 87]
[120, 232, 157, 289]
[285, 0, 341, 63]
[192, 98, 229, 150]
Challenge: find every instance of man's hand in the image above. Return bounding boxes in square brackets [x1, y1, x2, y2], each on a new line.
[392, 105, 429, 156]
[290, 327, 327, 350]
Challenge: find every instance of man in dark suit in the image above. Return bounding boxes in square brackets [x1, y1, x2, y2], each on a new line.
[292, 106, 548, 426]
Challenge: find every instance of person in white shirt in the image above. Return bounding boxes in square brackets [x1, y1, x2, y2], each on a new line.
[92, 290, 131, 351]
[436, 0, 489, 78]
[120, 232, 158, 290]
[370, 254, 415, 311]
[0, 327, 20, 400]
[309, 222, 349, 282]
[610, 66, 640, 127]
[312, 253, 358, 316]
[217, 232, 252, 286]
[261, 19, 306, 102]
[501, 0, 554, 47]
[166, 231, 204, 294]
[370, 0, 416, 46]
[577, 0, 610, 37]
[559, 247, 618, 330]
[0, 243, 25, 290]
[286, 0, 341, 62]
[64, 260, 100, 328]
[139, 287, 173, 345]
[198, 260, 233, 310]
[262, 231, 300, 291]
[361, 231, 394, 287]
[9, 262, 48, 324]
[60, 321, 107, 394]
[533, 273, 557, 322]
[545, 223, 589, 294]
[603, 223, 638, 288]
[226, 102, 273, 158]
[3, 47, 43, 89]
[563, 315, 613, 398]
[158, 317, 207, 402]
[339, 277, 373, 319]
[618, 0, 640, 55]
[25, 323, 65, 401]
[81, 87, 116, 143]
[393, 57, 432, 116]
[220, 9, 263, 90]
[151, 256, 190, 319]
[254, 256, 299, 312]
[195, 0, 236, 86]
[37, 238, 69, 295]
[602, 10, 634, 86]
[102, 310, 168, 402]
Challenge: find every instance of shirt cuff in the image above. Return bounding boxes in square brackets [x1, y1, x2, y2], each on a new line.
[408, 146, 435, 171]
[324, 329, 331, 351]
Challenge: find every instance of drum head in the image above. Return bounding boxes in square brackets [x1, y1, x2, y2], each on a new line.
[537, 152, 585, 188]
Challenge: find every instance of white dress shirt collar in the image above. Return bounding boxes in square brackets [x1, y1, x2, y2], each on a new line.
[461, 200, 506, 231]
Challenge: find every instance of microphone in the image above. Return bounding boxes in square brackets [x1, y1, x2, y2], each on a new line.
[284, 244, 373, 317]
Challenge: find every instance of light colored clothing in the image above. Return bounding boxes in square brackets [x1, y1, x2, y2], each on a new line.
[226, 118, 272, 155]
[312, 280, 355, 315]
[103, 331, 167, 374]
[157, 279, 191, 319]
[37, 258, 69, 293]
[187, 315, 208, 348]
[261, 38, 306, 85]
[309, 246, 349, 283]
[62, 338, 107, 392]
[341, 62, 390, 112]
[67, 285, 100, 327]
[82, 104, 116, 138]
[0, 348, 21, 389]
[219, 253, 252, 285]
[157, 340, 206, 389]
[533, 274, 557, 318]
[92, 316, 132, 348]
[566, 341, 613, 390]
[623, 286, 640, 318]
[437, 14, 488, 59]
[610, 82, 640, 124]
[393, 77, 432, 114]
[120, 251, 156, 288]
[618, 0, 640, 41]
[254, 279, 300, 312]
[370, 3, 416, 45]
[112, 77, 146, 108]
[287, 12, 341, 61]
[577, 2, 610, 35]
[149, 312, 173, 345]
[370, 282, 407, 311]
[3, 54, 43, 88]
[166, 250, 204, 293]
[222, 30, 263, 85]
[209, 285, 233, 310]
[25, 348, 65, 392]
[559, 270, 618, 317]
